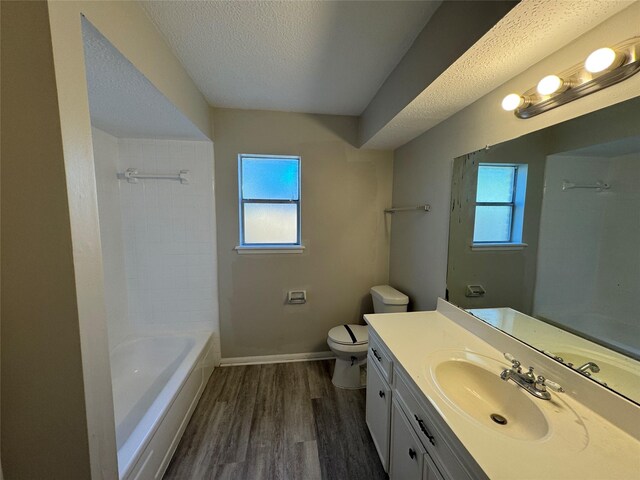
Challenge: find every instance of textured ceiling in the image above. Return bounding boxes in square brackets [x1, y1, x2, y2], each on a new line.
[363, 0, 634, 149]
[82, 18, 207, 140]
[139, 0, 440, 115]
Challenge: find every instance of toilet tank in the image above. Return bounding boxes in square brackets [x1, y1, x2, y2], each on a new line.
[370, 285, 409, 313]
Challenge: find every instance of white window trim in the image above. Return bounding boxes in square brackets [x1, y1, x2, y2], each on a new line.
[234, 245, 305, 255]
[473, 163, 528, 248]
[238, 153, 302, 250]
[470, 242, 528, 251]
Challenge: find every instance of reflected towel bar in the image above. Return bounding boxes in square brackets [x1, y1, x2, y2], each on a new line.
[117, 168, 190, 184]
[562, 180, 610, 192]
[384, 204, 431, 213]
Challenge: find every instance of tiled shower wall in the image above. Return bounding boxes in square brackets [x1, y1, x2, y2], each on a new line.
[534, 152, 640, 352]
[533, 155, 609, 317]
[92, 127, 219, 357]
[593, 153, 639, 328]
[93, 128, 132, 348]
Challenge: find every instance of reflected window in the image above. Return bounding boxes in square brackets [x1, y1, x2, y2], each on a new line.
[473, 164, 527, 244]
[239, 154, 301, 246]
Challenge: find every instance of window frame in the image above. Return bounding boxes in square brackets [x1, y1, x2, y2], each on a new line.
[472, 163, 528, 250]
[237, 153, 302, 249]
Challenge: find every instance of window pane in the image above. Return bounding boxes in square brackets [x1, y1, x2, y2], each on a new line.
[242, 157, 299, 200]
[244, 203, 298, 244]
[476, 166, 515, 202]
[473, 206, 512, 242]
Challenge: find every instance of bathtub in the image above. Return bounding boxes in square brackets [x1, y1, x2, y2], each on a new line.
[541, 311, 639, 359]
[111, 333, 214, 480]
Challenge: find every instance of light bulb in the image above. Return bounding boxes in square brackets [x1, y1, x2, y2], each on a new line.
[501, 94, 524, 111]
[537, 75, 564, 95]
[585, 47, 620, 73]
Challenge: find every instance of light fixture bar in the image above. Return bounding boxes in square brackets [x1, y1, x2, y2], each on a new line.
[503, 36, 640, 119]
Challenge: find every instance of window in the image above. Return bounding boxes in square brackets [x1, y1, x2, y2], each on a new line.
[238, 154, 301, 251]
[473, 164, 528, 247]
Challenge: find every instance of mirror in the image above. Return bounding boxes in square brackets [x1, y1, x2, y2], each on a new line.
[447, 96, 640, 404]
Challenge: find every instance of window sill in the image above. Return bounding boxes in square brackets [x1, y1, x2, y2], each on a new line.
[471, 242, 528, 251]
[234, 245, 305, 255]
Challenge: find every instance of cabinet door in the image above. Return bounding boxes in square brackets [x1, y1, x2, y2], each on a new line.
[366, 356, 391, 471]
[389, 399, 425, 480]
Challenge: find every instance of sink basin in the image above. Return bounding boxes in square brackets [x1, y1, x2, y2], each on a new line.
[433, 358, 549, 441]
[548, 348, 640, 400]
[424, 349, 589, 451]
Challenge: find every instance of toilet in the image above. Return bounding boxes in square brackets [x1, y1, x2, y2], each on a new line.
[327, 285, 409, 389]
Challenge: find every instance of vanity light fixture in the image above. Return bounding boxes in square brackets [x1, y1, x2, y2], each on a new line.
[502, 36, 640, 119]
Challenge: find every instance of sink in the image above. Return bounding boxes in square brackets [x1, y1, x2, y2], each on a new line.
[424, 350, 589, 449]
[433, 358, 549, 441]
[548, 348, 640, 400]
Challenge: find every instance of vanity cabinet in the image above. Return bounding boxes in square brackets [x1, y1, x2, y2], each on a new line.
[366, 331, 483, 480]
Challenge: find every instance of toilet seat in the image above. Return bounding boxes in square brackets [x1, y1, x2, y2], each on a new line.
[328, 324, 368, 346]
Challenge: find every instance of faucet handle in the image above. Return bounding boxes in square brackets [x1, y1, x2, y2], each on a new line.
[504, 353, 521, 371]
[535, 376, 548, 392]
[545, 379, 564, 393]
[536, 375, 564, 393]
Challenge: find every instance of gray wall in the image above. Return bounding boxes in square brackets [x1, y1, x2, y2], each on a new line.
[1, 2, 92, 477]
[213, 108, 393, 358]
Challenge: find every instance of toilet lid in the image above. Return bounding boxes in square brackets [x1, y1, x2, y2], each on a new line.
[328, 324, 368, 345]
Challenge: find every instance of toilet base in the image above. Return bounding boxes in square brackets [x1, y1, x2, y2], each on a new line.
[331, 357, 367, 389]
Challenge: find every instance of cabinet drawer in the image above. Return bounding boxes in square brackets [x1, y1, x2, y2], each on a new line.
[395, 371, 474, 480]
[369, 333, 393, 383]
[366, 359, 391, 472]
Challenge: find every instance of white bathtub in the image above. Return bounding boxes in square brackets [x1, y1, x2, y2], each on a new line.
[111, 333, 213, 480]
[545, 311, 639, 359]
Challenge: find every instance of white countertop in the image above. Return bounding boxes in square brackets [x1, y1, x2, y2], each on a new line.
[365, 309, 640, 480]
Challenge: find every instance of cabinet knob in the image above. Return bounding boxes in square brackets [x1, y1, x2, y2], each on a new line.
[408, 448, 416, 460]
[378, 390, 385, 398]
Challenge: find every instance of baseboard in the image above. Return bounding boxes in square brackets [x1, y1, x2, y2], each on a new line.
[220, 350, 335, 366]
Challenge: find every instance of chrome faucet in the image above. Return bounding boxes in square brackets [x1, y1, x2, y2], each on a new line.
[576, 361, 600, 376]
[500, 353, 564, 400]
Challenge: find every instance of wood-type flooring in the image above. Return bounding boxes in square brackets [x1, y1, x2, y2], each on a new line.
[164, 360, 387, 480]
